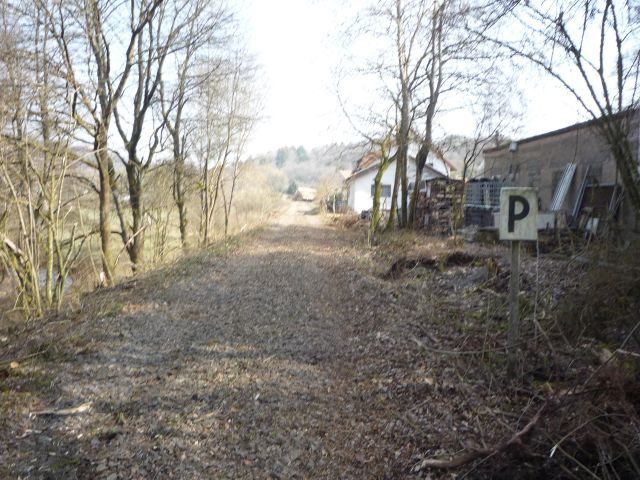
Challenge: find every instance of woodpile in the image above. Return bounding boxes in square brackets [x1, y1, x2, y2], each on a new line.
[415, 179, 463, 235]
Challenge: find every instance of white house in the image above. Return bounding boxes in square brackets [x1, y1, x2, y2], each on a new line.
[345, 146, 455, 215]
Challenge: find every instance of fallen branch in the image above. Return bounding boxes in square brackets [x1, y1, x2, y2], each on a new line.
[410, 332, 548, 356]
[30, 402, 92, 416]
[420, 402, 548, 469]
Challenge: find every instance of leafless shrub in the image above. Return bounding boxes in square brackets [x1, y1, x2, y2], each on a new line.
[556, 250, 640, 345]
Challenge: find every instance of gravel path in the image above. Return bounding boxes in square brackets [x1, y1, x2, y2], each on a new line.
[3, 201, 437, 479]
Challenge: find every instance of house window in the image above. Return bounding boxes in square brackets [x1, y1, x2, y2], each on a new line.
[371, 184, 392, 197]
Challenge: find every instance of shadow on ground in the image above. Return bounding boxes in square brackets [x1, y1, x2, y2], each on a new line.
[2, 215, 433, 479]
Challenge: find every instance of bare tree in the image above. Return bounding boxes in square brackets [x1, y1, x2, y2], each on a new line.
[406, 0, 485, 228]
[338, 0, 419, 229]
[456, 88, 518, 223]
[221, 73, 259, 238]
[341, 0, 494, 230]
[483, 0, 640, 217]
[0, 0, 259, 315]
[220, 158, 241, 238]
[143, 161, 174, 263]
[160, 0, 230, 248]
[0, 3, 40, 314]
[195, 58, 227, 245]
[387, 0, 433, 229]
[196, 50, 260, 243]
[0, 2, 87, 314]
[443, 124, 505, 232]
[111, 0, 219, 270]
[43, 0, 162, 284]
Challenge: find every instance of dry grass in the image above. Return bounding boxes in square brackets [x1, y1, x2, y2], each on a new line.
[356, 223, 640, 479]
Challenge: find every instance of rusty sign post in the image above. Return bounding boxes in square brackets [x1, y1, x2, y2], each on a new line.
[499, 188, 538, 366]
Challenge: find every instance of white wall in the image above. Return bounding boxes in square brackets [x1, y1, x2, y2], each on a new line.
[346, 157, 449, 214]
[347, 166, 396, 214]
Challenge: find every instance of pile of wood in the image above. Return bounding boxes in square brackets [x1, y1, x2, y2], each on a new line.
[415, 179, 463, 235]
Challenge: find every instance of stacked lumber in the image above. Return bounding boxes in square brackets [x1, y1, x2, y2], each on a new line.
[415, 179, 463, 235]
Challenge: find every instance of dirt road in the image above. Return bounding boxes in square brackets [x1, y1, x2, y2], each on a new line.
[3, 201, 444, 479]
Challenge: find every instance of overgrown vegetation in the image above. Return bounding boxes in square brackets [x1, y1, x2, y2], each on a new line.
[0, 0, 281, 319]
[347, 221, 640, 479]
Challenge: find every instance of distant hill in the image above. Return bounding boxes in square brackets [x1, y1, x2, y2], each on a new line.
[247, 143, 367, 190]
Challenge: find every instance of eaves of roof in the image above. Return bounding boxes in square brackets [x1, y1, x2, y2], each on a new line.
[484, 109, 638, 154]
[344, 159, 447, 183]
[344, 163, 381, 182]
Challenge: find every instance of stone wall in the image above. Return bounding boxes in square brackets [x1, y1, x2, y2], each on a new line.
[483, 114, 639, 230]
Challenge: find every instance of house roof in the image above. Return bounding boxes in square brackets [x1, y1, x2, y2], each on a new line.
[354, 151, 381, 171]
[344, 162, 383, 182]
[338, 169, 352, 180]
[345, 158, 448, 183]
[484, 109, 638, 154]
[428, 145, 458, 173]
[346, 144, 456, 183]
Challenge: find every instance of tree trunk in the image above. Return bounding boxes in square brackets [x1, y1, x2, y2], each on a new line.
[45, 223, 54, 306]
[202, 157, 210, 245]
[371, 143, 393, 239]
[221, 182, 229, 238]
[456, 164, 468, 235]
[387, 142, 402, 230]
[398, 82, 409, 227]
[370, 171, 385, 242]
[396, 0, 411, 229]
[409, 136, 432, 227]
[409, 98, 437, 227]
[96, 130, 114, 285]
[41, 99, 55, 306]
[173, 136, 188, 248]
[224, 165, 240, 238]
[125, 161, 144, 270]
[201, 138, 212, 246]
[400, 154, 408, 226]
[409, 159, 425, 227]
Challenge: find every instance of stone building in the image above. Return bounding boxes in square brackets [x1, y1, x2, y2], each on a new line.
[482, 113, 639, 231]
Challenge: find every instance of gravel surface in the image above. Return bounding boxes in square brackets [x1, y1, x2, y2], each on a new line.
[1, 201, 447, 479]
[4, 202, 635, 479]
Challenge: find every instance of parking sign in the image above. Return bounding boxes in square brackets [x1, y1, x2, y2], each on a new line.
[499, 187, 538, 241]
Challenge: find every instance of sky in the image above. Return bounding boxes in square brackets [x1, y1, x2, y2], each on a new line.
[238, 0, 353, 155]
[237, 0, 590, 157]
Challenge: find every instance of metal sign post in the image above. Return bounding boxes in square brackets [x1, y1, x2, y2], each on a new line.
[499, 188, 538, 366]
